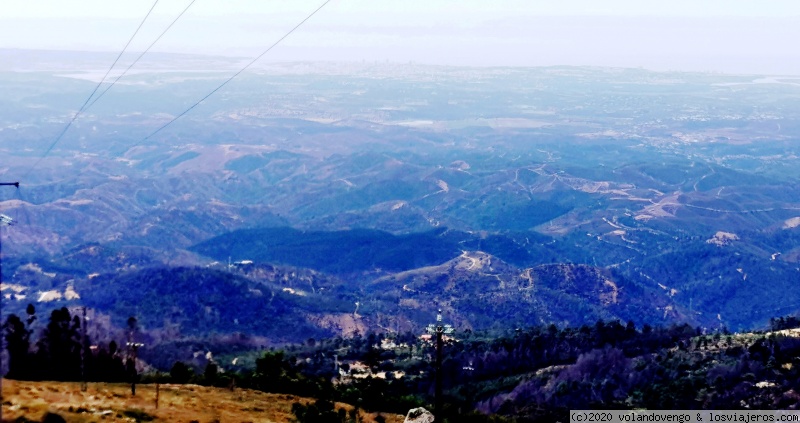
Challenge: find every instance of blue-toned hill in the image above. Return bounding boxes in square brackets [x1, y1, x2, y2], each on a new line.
[189, 227, 463, 274]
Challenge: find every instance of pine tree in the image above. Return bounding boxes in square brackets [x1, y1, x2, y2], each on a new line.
[36, 307, 82, 381]
[4, 314, 31, 379]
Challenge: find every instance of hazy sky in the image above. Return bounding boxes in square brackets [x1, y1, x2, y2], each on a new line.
[2, 0, 799, 74]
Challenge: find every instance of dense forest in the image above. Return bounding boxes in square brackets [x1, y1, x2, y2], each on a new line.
[6, 305, 800, 422]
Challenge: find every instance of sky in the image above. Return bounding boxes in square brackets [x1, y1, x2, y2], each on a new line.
[1, 0, 800, 74]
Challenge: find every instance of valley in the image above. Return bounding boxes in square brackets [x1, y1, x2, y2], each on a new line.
[1, 50, 800, 364]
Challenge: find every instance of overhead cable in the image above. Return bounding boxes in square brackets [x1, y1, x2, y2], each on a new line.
[24, 0, 161, 179]
[85, 0, 199, 111]
[141, 0, 332, 142]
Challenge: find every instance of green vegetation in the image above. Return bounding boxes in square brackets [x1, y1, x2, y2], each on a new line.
[190, 227, 462, 273]
[75, 266, 338, 341]
[6, 302, 800, 422]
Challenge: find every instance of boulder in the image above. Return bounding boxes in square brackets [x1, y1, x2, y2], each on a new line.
[404, 407, 435, 423]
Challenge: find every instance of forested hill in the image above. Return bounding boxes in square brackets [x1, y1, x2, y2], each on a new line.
[37, 256, 683, 347]
[6, 303, 800, 423]
[190, 227, 463, 273]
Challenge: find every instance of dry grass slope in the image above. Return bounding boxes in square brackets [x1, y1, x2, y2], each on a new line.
[1, 379, 402, 423]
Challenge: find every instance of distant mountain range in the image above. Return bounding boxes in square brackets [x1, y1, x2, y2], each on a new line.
[1, 50, 800, 350]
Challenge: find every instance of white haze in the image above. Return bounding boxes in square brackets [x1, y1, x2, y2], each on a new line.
[1, 0, 799, 74]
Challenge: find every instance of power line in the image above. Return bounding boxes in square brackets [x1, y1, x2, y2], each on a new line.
[24, 0, 161, 179]
[85, 0, 198, 112]
[140, 0, 332, 143]
[11, 186, 32, 248]
[0, 183, 22, 231]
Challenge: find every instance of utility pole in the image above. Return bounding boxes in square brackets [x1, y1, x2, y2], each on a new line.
[1, 181, 19, 423]
[126, 341, 144, 395]
[334, 353, 339, 380]
[426, 309, 454, 421]
[126, 315, 143, 396]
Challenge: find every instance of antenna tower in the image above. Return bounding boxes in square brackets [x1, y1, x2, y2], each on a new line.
[426, 309, 454, 421]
